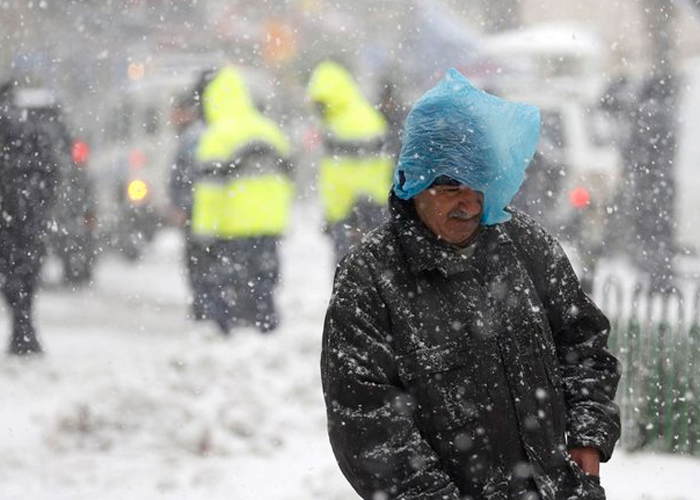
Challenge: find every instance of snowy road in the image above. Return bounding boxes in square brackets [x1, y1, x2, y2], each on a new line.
[1, 203, 699, 500]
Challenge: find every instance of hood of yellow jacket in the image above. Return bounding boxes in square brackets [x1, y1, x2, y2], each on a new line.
[307, 60, 366, 117]
[202, 67, 256, 124]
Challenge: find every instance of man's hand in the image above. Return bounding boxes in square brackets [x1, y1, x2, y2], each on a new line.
[568, 447, 600, 476]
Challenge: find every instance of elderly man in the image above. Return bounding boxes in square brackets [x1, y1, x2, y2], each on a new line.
[321, 69, 621, 500]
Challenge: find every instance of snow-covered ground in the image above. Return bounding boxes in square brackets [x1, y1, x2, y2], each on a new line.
[1, 202, 699, 500]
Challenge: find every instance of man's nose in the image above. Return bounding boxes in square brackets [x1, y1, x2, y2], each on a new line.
[457, 189, 483, 213]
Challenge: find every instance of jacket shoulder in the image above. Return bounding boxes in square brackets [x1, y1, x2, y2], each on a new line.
[501, 207, 571, 280]
[337, 222, 399, 275]
[504, 206, 546, 232]
[503, 206, 557, 248]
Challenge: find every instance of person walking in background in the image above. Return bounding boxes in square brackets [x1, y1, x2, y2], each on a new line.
[39, 93, 98, 287]
[191, 67, 294, 335]
[168, 75, 209, 320]
[307, 60, 394, 264]
[0, 79, 61, 355]
[321, 69, 620, 500]
[169, 90, 206, 228]
[622, 73, 678, 293]
[377, 72, 408, 162]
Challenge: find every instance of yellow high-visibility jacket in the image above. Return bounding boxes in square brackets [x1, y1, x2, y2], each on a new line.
[192, 67, 294, 239]
[307, 61, 393, 224]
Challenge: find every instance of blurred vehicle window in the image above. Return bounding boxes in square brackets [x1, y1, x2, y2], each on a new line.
[540, 110, 566, 148]
[118, 101, 133, 141]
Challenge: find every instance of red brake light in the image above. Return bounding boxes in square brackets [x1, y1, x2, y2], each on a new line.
[129, 149, 147, 169]
[72, 140, 90, 166]
[569, 187, 591, 208]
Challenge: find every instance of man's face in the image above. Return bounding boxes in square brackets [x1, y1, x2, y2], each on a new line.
[171, 107, 196, 131]
[413, 184, 484, 247]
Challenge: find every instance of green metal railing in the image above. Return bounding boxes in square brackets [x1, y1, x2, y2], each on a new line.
[599, 279, 700, 455]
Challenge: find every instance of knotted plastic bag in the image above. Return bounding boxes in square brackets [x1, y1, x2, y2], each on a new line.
[394, 68, 540, 225]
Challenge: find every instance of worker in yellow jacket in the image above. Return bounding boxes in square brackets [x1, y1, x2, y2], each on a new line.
[307, 60, 394, 263]
[191, 67, 294, 334]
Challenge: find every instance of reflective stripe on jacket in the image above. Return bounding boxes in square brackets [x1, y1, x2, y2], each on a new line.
[319, 154, 393, 223]
[191, 174, 293, 238]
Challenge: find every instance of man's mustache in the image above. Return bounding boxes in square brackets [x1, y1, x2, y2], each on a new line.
[448, 208, 480, 221]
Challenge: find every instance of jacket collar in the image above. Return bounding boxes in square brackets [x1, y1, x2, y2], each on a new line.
[389, 193, 512, 277]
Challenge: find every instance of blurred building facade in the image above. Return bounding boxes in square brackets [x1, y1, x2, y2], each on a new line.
[4, 1, 700, 99]
[517, 0, 700, 74]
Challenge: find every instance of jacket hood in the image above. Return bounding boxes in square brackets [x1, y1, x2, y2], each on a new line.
[306, 60, 388, 139]
[196, 67, 291, 163]
[202, 67, 256, 124]
[306, 60, 366, 113]
[393, 68, 540, 225]
[307, 61, 362, 108]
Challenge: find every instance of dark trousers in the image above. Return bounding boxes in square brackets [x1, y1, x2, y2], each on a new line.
[1, 240, 43, 355]
[190, 236, 280, 334]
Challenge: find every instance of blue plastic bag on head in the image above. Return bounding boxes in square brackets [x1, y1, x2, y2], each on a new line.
[394, 68, 540, 225]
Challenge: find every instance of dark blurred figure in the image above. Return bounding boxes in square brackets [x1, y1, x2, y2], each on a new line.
[377, 74, 408, 162]
[52, 136, 98, 286]
[604, 73, 678, 292]
[15, 90, 99, 286]
[168, 78, 207, 320]
[599, 75, 637, 256]
[14, 88, 97, 286]
[0, 80, 61, 355]
[631, 73, 678, 292]
[511, 151, 565, 234]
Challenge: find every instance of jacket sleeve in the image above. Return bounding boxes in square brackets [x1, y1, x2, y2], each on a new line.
[321, 254, 461, 500]
[168, 137, 196, 213]
[516, 214, 621, 462]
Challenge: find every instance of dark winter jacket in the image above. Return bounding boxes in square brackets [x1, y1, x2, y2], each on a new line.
[168, 119, 205, 217]
[1, 94, 60, 277]
[321, 195, 621, 500]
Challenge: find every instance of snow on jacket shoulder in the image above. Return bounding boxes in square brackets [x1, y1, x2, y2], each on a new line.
[321, 195, 620, 500]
